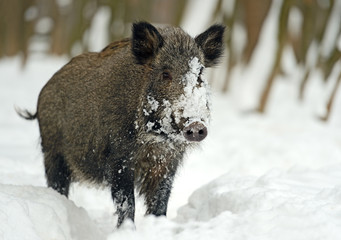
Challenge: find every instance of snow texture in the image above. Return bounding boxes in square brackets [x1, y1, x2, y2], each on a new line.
[176, 168, 341, 240]
[0, 184, 103, 240]
[173, 57, 210, 127]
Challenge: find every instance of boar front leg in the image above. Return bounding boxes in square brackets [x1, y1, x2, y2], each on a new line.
[145, 172, 176, 216]
[111, 159, 135, 227]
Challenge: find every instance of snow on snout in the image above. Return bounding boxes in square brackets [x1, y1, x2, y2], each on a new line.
[161, 57, 211, 141]
[173, 57, 211, 127]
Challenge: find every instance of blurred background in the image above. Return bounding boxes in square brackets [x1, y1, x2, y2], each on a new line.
[0, 0, 340, 121]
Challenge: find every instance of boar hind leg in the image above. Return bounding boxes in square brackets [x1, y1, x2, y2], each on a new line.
[111, 161, 135, 227]
[44, 152, 72, 197]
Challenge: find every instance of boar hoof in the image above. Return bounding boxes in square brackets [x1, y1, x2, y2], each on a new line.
[183, 122, 207, 142]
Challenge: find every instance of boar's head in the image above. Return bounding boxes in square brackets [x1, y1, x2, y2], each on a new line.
[132, 22, 225, 144]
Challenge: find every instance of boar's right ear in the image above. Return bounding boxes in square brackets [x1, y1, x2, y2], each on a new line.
[195, 24, 225, 67]
[132, 21, 164, 64]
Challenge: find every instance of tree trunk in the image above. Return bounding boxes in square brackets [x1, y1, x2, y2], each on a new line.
[222, 0, 240, 92]
[257, 0, 290, 113]
[320, 67, 341, 121]
[241, 0, 272, 64]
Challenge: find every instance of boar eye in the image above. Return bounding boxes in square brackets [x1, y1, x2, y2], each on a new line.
[162, 71, 172, 81]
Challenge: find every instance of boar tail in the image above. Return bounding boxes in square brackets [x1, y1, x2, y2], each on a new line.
[15, 107, 37, 120]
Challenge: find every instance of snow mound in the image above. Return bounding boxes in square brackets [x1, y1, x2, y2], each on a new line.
[0, 184, 103, 240]
[2, 167, 341, 240]
[175, 167, 341, 240]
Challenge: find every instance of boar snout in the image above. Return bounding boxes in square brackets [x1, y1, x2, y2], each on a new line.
[183, 122, 207, 142]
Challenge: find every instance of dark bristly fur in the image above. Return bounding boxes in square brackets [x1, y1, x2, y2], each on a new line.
[19, 21, 225, 228]
[195, 24, 225, 67]
[132, 22, 164, 64]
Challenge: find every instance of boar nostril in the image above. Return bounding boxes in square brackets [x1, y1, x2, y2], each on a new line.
[183, 122, 208, 142]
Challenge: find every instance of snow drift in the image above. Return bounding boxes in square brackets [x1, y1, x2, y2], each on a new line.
[1, 166, 341, 240]
[176, 167, 341, 240]
[0, 184, 103, 240]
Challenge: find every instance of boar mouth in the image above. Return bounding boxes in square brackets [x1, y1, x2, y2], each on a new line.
[145, 113, 183, 140]
[145, 112, 209, 143]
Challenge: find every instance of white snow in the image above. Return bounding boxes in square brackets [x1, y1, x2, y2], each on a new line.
[175, 167, 341, 240]
[0, 184, 103, 240]
[146, 121, 155, 132]
[175, 57, 210, 127]
[147, 95, 159, 112]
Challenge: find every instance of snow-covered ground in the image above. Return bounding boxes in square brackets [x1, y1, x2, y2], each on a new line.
[1, 52, 341, 239]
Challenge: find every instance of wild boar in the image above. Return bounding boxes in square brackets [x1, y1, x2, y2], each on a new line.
[19, 21, 225, 227]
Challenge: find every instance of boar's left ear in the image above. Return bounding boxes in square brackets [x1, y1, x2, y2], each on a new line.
[132, 21, 164, 65]
[195, 24, 225, 67]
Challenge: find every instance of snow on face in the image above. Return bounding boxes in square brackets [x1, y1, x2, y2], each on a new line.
[143, 96, 159, 116]
[173, 57, 211, 126]
[144, 57, 211, 142]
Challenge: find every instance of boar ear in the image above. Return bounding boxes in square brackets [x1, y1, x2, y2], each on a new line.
[195, 24, 225, 67]
[132, 21, 164, 64]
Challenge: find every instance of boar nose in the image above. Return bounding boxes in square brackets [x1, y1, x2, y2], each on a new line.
[183, 122, 208, 142]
